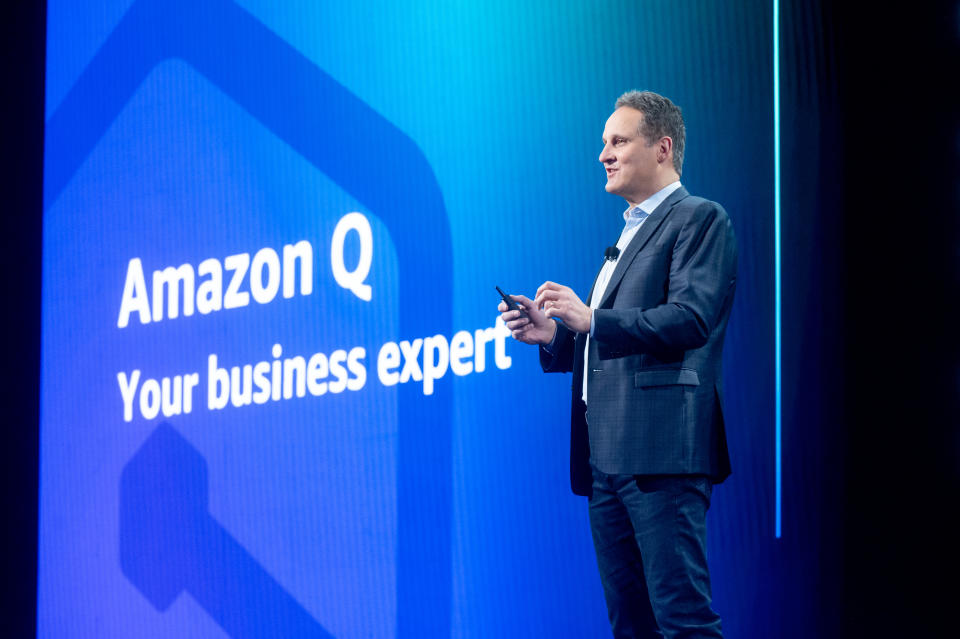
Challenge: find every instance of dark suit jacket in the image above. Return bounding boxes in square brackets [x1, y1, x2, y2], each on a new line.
[540, 186, 737, 496]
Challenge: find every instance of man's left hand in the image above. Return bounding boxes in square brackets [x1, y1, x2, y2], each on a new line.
[535, 281, 592, 334]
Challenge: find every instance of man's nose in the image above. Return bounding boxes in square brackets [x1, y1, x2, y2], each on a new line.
[599, 146, 612, 163]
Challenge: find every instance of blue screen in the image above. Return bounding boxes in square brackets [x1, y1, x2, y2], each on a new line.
[39, 1, 783, 636]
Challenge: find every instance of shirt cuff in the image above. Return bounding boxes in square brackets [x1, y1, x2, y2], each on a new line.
[589, 309, 596, 337]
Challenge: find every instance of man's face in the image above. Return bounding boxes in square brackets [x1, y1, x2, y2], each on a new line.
[599, 107, 663, 205]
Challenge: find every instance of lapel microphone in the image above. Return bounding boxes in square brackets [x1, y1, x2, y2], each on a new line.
[604, 246, 620, 262]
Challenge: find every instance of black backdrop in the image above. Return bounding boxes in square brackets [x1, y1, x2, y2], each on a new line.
[2, 2, 44, 637]
[3, 2, 958, 636]
[834, 3, 960, 634]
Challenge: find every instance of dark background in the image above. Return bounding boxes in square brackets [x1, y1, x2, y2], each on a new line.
[833, 2, 960, 635]
[3, 1, 957, 636]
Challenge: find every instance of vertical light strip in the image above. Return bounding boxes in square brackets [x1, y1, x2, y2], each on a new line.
[773, 0, 783, 539]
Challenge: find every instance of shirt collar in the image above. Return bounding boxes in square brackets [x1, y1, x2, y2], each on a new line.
[623, 181, 683, 220]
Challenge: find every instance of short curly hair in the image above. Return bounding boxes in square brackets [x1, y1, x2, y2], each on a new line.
[615, 90, 685, 176]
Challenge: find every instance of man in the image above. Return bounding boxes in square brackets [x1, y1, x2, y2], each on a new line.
[499, 90, 736, 638]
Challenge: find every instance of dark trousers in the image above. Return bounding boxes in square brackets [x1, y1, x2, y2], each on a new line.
[588, 462, 723, 639]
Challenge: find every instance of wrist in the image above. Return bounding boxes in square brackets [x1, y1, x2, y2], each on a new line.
[543, 320, 558, 345]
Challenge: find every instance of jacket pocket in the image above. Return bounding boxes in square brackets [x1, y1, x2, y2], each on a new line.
[634, 368, 700, 388]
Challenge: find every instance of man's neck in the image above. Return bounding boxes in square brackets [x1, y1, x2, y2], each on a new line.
[626, 176, 681, 208]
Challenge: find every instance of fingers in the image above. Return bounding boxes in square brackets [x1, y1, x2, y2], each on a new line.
[535, 282, 571, 296]
[510, 294, 534, 310]
[535, 281, 567, 299]
[504, 315, 530, 331]
[535, 283, 575, 308]
[496, 293, 542, 343]
[500, 308, 526, 321]
[511, 326, 532, 341]
[500, 285, 579, 323]
[543, 303, 567, 321]
[535, 289, 562, 305]
[507, 315, 531, 341]
[500, 295, 536, 313]
[511, 321, 542, 343]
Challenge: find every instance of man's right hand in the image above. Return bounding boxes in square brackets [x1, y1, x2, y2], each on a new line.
[498, 294, 557, 345]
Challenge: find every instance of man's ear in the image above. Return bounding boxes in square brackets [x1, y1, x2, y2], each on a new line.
[657, 136, 673, 164]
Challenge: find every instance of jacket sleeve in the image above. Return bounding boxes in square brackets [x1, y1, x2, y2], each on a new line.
[592, 201, 738, 353]
[539, 321, 577, 373]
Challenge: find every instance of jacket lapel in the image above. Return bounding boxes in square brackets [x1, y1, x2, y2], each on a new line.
[585, 261, 604, 306]
[598, 186, 689, 308]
